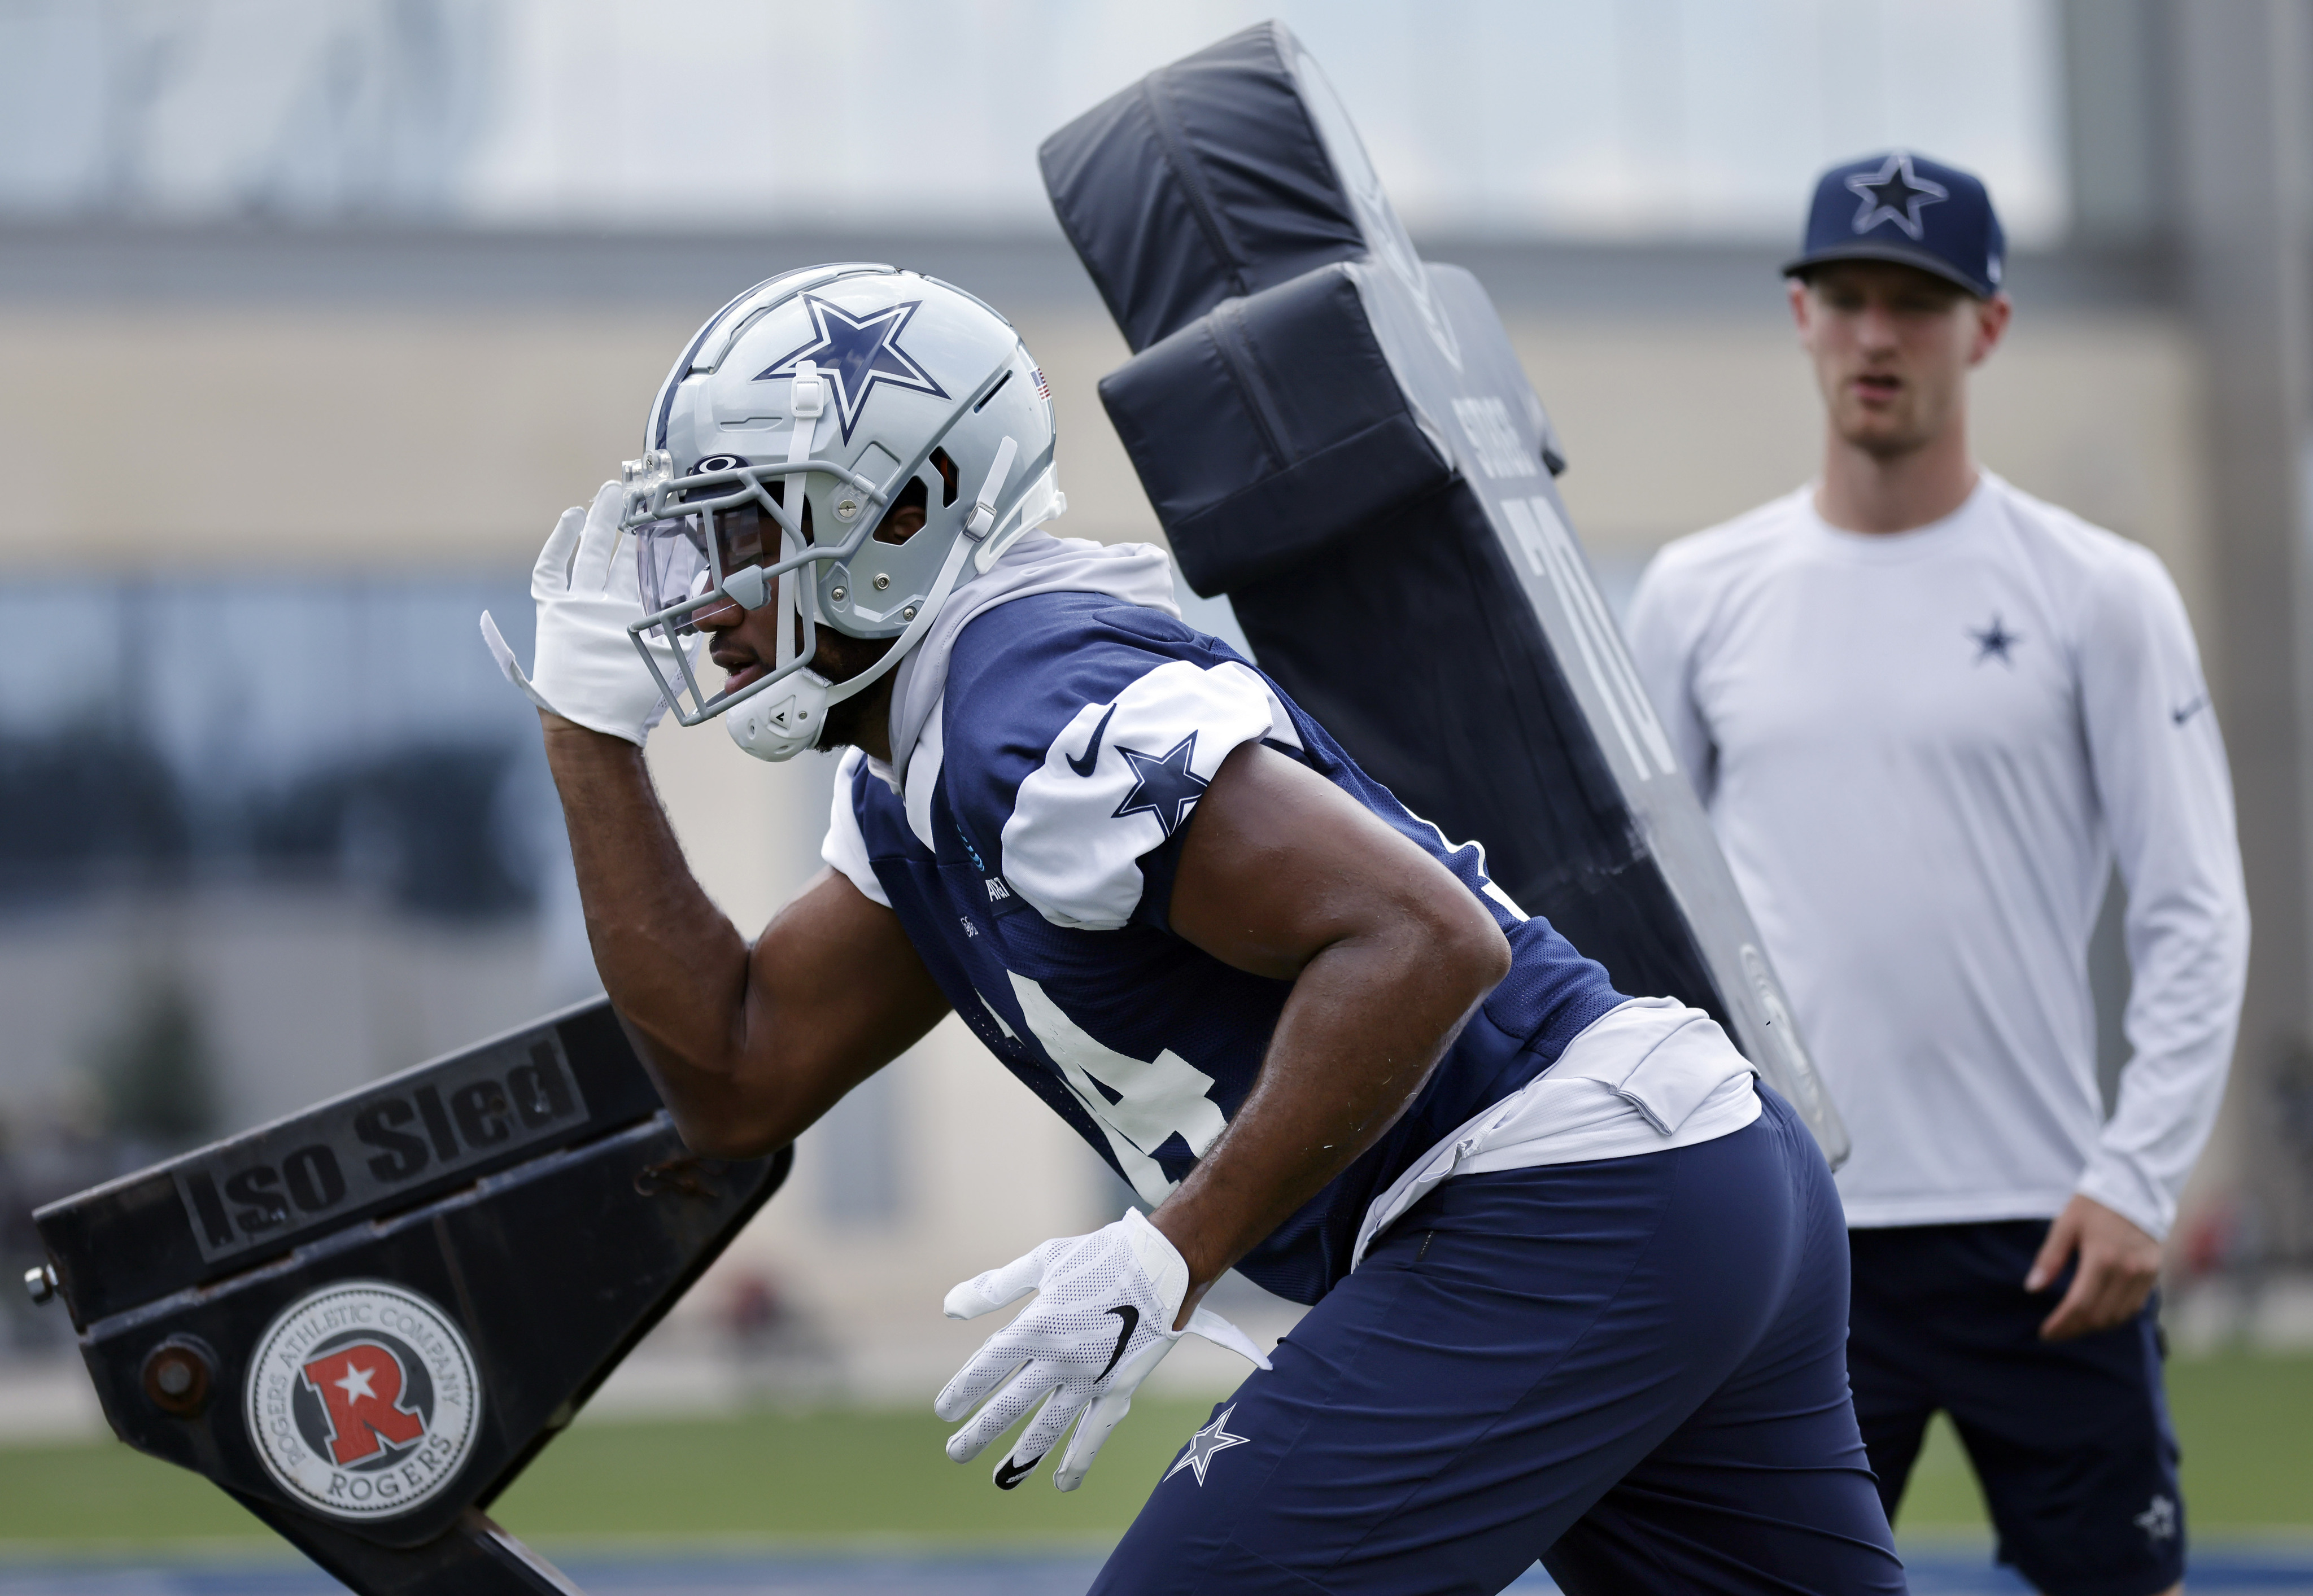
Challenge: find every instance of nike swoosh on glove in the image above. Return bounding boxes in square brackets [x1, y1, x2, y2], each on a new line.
[936, 1208, 1272, 1493]
[479, 480, 699, 745]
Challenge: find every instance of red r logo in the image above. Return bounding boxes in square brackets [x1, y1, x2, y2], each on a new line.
[300, 1341, 426, 1464]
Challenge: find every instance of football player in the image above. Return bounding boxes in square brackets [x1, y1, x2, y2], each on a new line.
[487, 266, 1904, 1593]
[1629, 154, 2249, 1596]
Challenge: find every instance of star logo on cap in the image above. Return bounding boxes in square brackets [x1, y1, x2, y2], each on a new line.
[756, 293, 948, 444]
[1847, 152, 1949, 241]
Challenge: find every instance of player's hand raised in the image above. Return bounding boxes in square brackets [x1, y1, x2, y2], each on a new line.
[481, 480, 699, 745]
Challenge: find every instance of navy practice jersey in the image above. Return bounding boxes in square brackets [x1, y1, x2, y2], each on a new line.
[830, 591, 1625, 1304]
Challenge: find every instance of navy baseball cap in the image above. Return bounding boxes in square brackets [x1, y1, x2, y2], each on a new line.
[1783, 151, 2005, 298]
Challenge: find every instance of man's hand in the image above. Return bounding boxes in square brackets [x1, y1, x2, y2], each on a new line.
[935, 1210, 1271, 1493]
[2026, 1193, 2164, 1341]
[482, 481, 694, 745]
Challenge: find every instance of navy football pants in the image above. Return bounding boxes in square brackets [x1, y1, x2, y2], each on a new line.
[1092, 1088, 1905, 1595]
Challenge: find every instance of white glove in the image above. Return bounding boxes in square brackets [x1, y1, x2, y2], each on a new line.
[479, 481, 696, 745]
[936, 1209, 1272, 1493]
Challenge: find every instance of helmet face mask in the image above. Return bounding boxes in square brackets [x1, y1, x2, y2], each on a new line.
[615, 267, 1063, 760]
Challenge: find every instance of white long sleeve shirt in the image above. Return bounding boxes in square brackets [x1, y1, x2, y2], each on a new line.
[1626, 473, 2248, 1239]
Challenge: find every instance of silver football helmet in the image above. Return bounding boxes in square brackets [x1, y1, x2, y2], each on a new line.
[619, 265, 1063, 760]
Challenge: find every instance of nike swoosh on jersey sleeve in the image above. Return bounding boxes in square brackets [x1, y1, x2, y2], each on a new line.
[1003, 659, 1298, 930]
[1067, 703, 1119, 777]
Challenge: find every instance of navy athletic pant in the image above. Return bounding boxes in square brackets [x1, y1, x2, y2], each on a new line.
[1849, 1222, 2185, 1596]
[1093, 1087, 1905, 1595]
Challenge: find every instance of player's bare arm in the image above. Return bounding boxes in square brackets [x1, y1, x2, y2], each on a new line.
[530, 484, 950, 1158]
[1152, 741, 1511, 1325]
[540, 715, 950, 1158]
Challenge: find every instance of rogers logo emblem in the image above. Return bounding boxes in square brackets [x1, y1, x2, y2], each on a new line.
[245, 1282, 481, 1519]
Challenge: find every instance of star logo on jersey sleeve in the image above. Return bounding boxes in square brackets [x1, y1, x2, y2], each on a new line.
[755, 293, 948, 443]
[1847, 152, 1948, 240]
[1111, 732, 1210, 838]
[1163, 1403, 1250, 1485]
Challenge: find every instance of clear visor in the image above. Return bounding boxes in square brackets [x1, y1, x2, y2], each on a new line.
[629, 497, 808, 620]
[634, 516, 712, 622]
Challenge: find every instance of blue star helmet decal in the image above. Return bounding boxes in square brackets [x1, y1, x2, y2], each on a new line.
[1112, 732, 1210, 838]
[754, 293, 949, 444]
[1847, 152, 1948, 241]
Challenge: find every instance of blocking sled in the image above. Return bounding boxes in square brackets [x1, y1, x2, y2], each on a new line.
[1040, 21, 1848, 1162]
[28, 998, 789, 1595]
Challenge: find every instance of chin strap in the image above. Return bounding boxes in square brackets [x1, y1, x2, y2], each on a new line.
[977, 462, 1066, 573]
[810, 435, 1030, 718]
[823, 532, 977, 711]
[776, 362, 826, 678]
[964, 436, 1019, 542]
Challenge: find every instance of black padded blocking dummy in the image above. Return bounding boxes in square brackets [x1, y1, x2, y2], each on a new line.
[1041, 23, 1847, 1160]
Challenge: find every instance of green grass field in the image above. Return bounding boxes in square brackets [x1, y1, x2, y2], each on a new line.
[0, 1355, 2305, 1553]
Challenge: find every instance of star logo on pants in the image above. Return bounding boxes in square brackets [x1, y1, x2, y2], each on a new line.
[2134, 1493, 2178, 1543]
[1164, 1403, 1250, 1486]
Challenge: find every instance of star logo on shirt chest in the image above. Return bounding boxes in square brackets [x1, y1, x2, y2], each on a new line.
[1968, 613, 2021, 666]
[1112, 732, 1209, 838]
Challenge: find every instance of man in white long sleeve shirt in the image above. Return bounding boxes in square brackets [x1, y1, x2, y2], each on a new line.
[1627, 152, 2249, 1596]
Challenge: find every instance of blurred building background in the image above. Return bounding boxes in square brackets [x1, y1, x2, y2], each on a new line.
[3, 0, 2311, 1426]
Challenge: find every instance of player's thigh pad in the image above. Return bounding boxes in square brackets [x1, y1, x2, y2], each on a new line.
[1092, 1089, 1899, 1596]
[1856, 1222, 2183, 1596]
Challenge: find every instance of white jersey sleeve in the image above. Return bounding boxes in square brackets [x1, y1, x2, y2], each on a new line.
[820, 747, 892, 908]
[1001, 658, 1297, 930]
[2074, 548, 2250, 1238]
